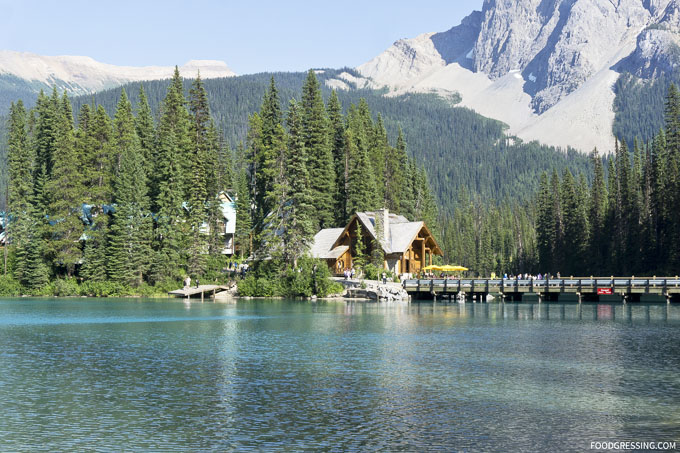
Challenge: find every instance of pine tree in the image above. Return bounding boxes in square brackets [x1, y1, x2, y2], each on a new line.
[549, 169, 564, 272]
[301, 70, 335, 229]
[150, 127, 187, 283]
[561, 169, 588, 276]
[45, 91, 84, 277]
[345, 127, 377, 214]
[7, 101, 49, 286]
[384, 127, 407, 213]
[186, 72, 213, 276]
[135, 84, 155, 181]
[281, 99, 316, 265]
[536, 172, 554, 272]
[106, 90, 152, 286]
[34, 88, 60, 183]
[234, 169, 252, 260]
[326, 90, 346, 224]
[79, 105, 113, 281]
[588, 151, 607, 273]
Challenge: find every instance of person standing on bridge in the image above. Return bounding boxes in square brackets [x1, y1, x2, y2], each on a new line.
[195, 278, 200, 288]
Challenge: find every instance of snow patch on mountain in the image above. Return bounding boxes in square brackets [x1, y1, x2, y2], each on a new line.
[0, 51, 236, 95]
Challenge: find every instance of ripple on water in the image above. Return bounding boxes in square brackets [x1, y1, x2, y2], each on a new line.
[0, 299, 678, 451]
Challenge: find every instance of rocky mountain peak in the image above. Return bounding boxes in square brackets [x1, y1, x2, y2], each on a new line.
[354, 0, 680, 153]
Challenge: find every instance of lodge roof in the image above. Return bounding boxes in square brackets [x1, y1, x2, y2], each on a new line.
[311, 210, 442, 259]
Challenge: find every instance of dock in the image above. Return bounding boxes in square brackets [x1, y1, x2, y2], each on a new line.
[403, 277, 680, 303]
[168, 285, 230, 301]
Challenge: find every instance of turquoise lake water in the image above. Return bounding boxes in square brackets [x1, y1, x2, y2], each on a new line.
[0, 298, 679, 451]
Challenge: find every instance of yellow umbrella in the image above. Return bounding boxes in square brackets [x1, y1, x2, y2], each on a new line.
[423, 265, 443, 271]
[449, 265, 468, 272]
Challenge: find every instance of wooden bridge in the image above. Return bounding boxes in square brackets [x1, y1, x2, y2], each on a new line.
[403, 277, 680, 303]
[168, 285, 230, 301]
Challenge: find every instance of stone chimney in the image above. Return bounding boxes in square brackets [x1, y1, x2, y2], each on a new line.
[377, 208, 389, 242]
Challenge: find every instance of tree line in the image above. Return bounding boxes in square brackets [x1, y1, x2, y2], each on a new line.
[4, 68, 438, 294]
[7, 68, 229, 291]
[536, 84, 680, 277]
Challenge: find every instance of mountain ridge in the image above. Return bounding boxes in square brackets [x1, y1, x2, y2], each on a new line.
[0, 50, 236, 113]
[347, 0, 680, 153]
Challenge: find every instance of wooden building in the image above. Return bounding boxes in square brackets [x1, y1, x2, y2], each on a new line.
[311, 209, 442, 275]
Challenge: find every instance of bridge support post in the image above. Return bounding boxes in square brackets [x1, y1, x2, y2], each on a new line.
[577, 292, 581, 304]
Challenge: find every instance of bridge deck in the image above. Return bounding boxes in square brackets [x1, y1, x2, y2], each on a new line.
[404, 278, 680, 301]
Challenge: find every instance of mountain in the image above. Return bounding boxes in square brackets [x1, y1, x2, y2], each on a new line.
[340, 0, 680, 153]
[0, 50, 235, 113]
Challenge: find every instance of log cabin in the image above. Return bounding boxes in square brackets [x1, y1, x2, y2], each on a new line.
[311, 209, 442, 276]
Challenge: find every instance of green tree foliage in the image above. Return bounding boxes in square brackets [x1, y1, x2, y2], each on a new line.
[45, 92, 84, 277]
[300, 70, 335, 230]
[234, 169, 252, 259]
[106, 90, 152, 286]
[281, 99, 315, 265]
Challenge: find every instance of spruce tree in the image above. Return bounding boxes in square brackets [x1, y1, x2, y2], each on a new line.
[281, 99, 315, 265]
[326, 90, 346, 224]
[106, 90, 152, 286]
[45, 91, 84, 277]
[301, 70, 335, 229]
[234, 169, 252, 260]
[588, 152, 607, 273]
[536, 172, 554, 272]
[345, 127, 377, 215]
[187, 72, 213, 276]
[384, 127, 407, 213]
[7, 101, 49, 287]
[135, 84, 155, 181]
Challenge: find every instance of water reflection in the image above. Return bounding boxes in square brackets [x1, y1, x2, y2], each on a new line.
[0, 298, 678, 451]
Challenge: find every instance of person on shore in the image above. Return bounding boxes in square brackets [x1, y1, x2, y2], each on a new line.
[382, 272, 387, 284]
[184, 276, 191, 289]
[351, 267, 356, 279]
[195, 278, 200, 288]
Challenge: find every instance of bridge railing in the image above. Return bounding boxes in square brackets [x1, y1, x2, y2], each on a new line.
[403, 278, 680, 291]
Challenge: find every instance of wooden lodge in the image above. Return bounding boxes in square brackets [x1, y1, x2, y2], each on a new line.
[311, 209, 442, 276]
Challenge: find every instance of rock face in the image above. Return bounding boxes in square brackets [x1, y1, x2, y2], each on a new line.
[354, 0, 680, 153]
[0, 51, 236, 96]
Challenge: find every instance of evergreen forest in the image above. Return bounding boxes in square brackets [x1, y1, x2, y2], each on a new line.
[1, 69, 439, 296]
[4, 65, 680, 297]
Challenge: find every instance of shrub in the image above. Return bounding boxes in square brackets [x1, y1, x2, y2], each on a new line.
[0, 275, 22, 296]
[52, 278, 80, 296]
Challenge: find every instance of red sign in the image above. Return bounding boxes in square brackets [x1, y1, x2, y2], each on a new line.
[597, 288, 613, 295]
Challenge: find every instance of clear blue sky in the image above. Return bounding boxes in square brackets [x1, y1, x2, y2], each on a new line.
[0, 0, 483, 74]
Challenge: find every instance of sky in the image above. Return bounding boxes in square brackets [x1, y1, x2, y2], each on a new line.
[0, 0, 483, 74]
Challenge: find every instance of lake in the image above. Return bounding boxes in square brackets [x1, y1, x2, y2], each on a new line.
[0, 298, 678, 451]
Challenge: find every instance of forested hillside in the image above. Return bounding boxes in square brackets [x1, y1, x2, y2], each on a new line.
[68, 68, 593, 216]
[613, 71, 680, 147]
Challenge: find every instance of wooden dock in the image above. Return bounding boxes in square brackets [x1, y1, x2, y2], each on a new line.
[168, 285, 229, 301]
[403, 277, 680, 303]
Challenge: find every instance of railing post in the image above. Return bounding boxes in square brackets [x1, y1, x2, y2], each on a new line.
[444, 278, 448, 293]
